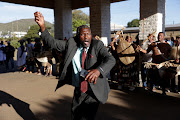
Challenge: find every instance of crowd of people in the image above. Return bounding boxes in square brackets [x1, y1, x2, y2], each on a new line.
[1, 30, 180, 96]
[0, 11, 180, 120]
[110, 31, 180, 95]
[0, 37, 60, 77]
[0, 41, 15, 70]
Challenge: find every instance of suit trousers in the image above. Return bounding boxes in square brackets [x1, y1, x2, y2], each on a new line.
[71, 87, 100, 120]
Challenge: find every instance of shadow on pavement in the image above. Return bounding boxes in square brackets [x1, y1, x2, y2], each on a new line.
[35, 88, 180, 120]
[35, 95, 72, 120]
[35, 95, 125, 120]
[0, 61, 18, 74]
[0, 90, 37, 120]
[98, 88, 180, 120]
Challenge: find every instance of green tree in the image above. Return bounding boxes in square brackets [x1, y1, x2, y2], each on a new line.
[6, 36, 19, 41]
[23, 24, 52, 41]
[72, 10, 89, 23]
[2, 32, 8, 36]
[23, 25, 40, 41]
[72, 10, 89, 31]
[127, 19, 140, 27]
[72, 19, 87, 31]
[6, 36, 20, 49]
[0, 38, 4, 41]
[10, 40, 20, 49]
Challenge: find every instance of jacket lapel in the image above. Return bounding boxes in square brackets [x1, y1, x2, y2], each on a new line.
[85, 42, 96, 70]
[64, 40, 78, 69]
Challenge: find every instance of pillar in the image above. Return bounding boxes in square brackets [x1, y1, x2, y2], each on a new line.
[89, 0, 111, 45]
[54, 0, 72, 40]
[139, 0, 166, 43]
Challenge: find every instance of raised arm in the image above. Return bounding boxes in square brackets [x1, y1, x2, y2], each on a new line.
[34, 12, 45, 32]
[34, 12, 66, 52]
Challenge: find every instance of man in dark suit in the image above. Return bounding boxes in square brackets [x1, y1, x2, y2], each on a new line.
[34, 12, 115, 120]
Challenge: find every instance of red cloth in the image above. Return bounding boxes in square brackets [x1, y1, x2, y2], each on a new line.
[81, 48, 88, 93]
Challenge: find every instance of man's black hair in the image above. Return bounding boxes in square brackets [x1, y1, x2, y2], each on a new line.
[158, 32, 164, 35]
[74, 25, 91, 45]
[125, 36, 129, 40]
[76, 25, 91, 37]
[158, 32, 165, 40]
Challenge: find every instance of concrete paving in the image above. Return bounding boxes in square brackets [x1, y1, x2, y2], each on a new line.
[1, 64, 180, 120]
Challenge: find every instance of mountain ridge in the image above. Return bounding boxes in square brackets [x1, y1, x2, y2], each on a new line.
[0, 19, 53, 33]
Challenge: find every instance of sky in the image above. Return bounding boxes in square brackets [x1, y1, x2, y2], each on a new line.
[0, 0, 179, 26]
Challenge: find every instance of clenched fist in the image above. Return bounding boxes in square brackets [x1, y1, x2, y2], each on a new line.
[34, 12, 45, 32]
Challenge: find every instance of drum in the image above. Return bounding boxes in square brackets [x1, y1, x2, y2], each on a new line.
[159, 66, 176, 80]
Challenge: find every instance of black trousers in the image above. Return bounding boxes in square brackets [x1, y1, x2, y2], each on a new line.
[71, 87, 100, 120]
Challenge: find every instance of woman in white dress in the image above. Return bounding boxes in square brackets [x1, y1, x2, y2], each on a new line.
[0, 41, 6, 64]
[17, 40, 26, 70]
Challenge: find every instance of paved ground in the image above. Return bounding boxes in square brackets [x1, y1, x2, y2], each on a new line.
[1, 63, 180, 120]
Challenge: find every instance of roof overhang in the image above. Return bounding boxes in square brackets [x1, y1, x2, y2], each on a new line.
[0, 0, 126, 9]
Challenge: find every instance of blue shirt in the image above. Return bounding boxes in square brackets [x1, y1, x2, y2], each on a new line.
[72, 45, 89, 87]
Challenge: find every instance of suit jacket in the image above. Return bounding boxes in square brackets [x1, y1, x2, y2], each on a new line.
[41, 29, 115, 104]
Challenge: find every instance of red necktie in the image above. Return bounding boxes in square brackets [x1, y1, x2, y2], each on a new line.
[81, 48, 88, 93]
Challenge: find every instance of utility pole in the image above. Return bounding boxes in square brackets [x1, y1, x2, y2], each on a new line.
[11, 22, 13, 32]
[17, 19, 18, 31]
[114, 24, 115, 34]
[12, 22, 14, 40]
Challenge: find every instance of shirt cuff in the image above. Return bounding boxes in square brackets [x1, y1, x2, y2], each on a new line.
[97, 67, 104, 78]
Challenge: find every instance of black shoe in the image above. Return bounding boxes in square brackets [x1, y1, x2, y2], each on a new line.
[162, 92, 167, 96]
